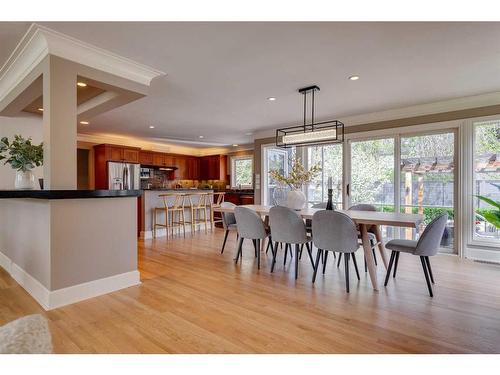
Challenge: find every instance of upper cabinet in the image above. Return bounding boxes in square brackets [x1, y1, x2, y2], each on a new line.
[200, 155, 227, 180]
[95, 144, 140, 163]
[139, 151, 154, 165]
[94, 144, 228, 183]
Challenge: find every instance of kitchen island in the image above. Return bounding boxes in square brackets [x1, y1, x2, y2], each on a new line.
[140, 189, 214, 239]
[0, 190, 141, 310]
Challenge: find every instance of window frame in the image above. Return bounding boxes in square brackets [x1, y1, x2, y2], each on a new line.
[230, 155, 254, 189]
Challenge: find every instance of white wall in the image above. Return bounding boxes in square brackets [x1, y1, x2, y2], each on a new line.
[0, 115, 43, 189]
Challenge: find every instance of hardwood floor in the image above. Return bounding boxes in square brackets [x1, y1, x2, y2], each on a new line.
[1, 228, 500, 353]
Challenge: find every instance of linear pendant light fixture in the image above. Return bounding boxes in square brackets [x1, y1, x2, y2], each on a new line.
[276, 85, 344, 148]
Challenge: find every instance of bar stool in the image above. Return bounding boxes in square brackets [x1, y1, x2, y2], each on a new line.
[208, 192, 225, 230]
[153, 193, 186, 238]
[185, 193, 209, 234]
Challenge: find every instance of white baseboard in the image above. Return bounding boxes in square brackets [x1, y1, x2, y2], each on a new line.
[48, 270, 141, 310]
[10, 262, 51, 309]
[0, 250, 141, 310]
[0, 250, 12, 274]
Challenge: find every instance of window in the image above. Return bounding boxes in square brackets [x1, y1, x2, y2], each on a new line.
[231, 156, 253, 188]
[306, 144, 343, 208]
[473, 120, 500, 244]
[262, 145, 295, 205]
[400, 132, 455, 253]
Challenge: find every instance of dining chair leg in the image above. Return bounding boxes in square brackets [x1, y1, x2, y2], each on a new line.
[352, 252, 360, 280]
[345, 253, 350, 293]
[257, 239, 261, 270]
[312, 249, 322, 283]
[284, 243, 289, 265]
[337, 253, 342, 267]
[322, 251, 329, 274]
[299, 244, 304, 260]
[305, 242, 315, 268]
[235, 237, 244, 264]
[271, 242, 279, 273]
[393, 251, 400, 278]
[420, 256, 434, 297]
[384, 251, 396, 286]
[221, 229, 229, 254]
[252, 239, 257, 258]
[364, 256, 368, 273]
[425, 256, 435, 284]
[266, 238, 272, 254]
[321, 250, 324, 264]
[372, 247, 378, 266]
[294, 244, 300, 280]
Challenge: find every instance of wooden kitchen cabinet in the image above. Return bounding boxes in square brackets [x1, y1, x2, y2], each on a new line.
[199, 155, 227, 180]
[139, 151, 154, 165]
[123, 148, 139, 163]
[152, 153, 165, 166]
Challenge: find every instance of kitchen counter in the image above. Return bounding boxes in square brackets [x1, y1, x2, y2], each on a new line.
[0, 189, 142, 199]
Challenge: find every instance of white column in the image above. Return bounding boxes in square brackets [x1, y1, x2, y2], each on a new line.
[42, 56, 77, 190]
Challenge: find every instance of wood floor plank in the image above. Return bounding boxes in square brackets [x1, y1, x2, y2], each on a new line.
[1, 228, 500, 353]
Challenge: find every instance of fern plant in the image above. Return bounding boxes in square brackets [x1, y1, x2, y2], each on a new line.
[0, 135, 43, 172]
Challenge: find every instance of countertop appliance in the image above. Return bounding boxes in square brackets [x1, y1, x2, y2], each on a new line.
[108, 161, 140, 190]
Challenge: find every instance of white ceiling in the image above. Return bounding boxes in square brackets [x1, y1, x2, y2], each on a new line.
[2, 22, 500, 147]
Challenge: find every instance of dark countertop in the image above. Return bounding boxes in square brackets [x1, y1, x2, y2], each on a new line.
[0, 190, 142, 200]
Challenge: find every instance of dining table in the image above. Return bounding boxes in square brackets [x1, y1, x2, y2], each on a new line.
[214, 204, 424, 291]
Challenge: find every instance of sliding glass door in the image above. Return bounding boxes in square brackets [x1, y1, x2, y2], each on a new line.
[306, 144, 343, 208]
[400, 132, 456, 253]
[346, 131, 457, 253]
[348, 137, 395, 238]
[262, 145, 295, 206]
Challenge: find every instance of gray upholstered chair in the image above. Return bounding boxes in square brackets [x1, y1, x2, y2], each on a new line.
[384, 214, 448, 297]
[220, 202, 237, 254]
[335, 204, 379, 272]
[312, 210, 360, 293]
[234, 206, 269, 269]
[269, 206, 314, 279]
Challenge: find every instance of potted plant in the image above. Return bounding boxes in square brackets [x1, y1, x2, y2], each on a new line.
[269, 157, 321, 210]
[0, 135, 43, 190]
[475, 195, 500, 229]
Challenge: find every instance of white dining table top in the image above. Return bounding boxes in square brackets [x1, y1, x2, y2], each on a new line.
[215, 204, 423, 228]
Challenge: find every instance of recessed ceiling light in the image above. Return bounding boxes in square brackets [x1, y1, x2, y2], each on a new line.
[149, 125, 155, 129]
[37, 108, 44, 112]
[79, 121, 89, 125]
[77, 82, 87, 87]
[232, 144, 239, 147]
[199, 135, 204, 139]
[267, 97, 276, 101]
[348, 75, 360, 81]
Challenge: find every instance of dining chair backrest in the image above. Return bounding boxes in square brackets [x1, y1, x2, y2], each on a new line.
[349, 203, 377, 212]
[415, 214, 448, 256]
[269, 206, 308, 244]
[234, 206, 267, 239]
[312, 210, 359, 253]
[220, 202, 237, 229]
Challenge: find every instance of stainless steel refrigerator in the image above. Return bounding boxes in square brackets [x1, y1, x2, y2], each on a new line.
[108, 161, 140, 190]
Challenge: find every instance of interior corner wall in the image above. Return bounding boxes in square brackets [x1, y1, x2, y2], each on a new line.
[0, 115, 43, 189]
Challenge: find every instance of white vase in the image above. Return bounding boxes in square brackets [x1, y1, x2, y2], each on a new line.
[286, 189, 306, 210]
[14, 170, 36, 190]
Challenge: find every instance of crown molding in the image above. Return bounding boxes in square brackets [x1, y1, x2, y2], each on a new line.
[0, 23, 165, 103]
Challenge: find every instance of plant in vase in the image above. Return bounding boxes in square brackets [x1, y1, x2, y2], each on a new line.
[0, 135, 43, 190]
[269, 157, 321, 210]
